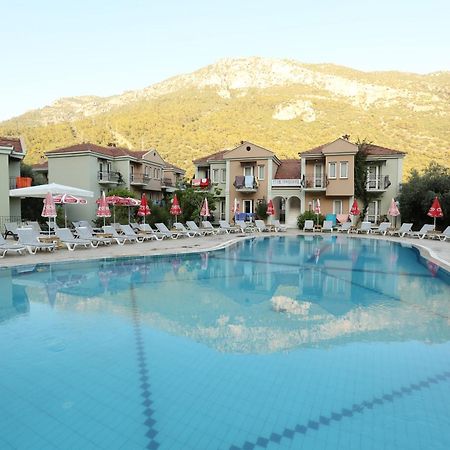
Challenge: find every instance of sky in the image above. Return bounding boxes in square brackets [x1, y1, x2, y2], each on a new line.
[1, 0, 449, 121]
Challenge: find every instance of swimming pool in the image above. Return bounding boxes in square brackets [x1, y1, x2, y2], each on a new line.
[0, 235, 449, 449]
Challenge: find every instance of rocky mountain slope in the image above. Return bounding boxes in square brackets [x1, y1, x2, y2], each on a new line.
[1, 57, 449, 178]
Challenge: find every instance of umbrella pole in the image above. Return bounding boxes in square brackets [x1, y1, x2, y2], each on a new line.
[64, 205, 67, 228]
[434, 217, 436, 228]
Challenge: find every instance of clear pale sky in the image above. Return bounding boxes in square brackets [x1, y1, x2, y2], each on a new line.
[1, 0, 449, 121]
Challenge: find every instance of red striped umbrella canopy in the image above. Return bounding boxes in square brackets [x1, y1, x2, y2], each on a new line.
[170, 194, 182, 216]
[427, 197, 443, 218]
[137, 193, 151, 216]
[96, 191, 111, 218]
[200, 198, 210, 217]
[53, 194, 87, 204]
[266, 199, 275, 216]
[350, 199, 361, 216]
[120, 197, 140, 207]
[42, 192, 57, 218]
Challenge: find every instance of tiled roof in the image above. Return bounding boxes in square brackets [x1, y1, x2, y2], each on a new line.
[363, 143, 406, 156]
[193, 150, 229, 164]
[0, 136, 24, 153]
[46, 142, 151, 159]
[32, 161, 48, 170]
[275, 159, 301, 179]
[164, 162, 185, 173]
[300, 138, 405, 157]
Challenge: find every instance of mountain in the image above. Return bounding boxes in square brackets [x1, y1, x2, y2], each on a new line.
[1, 57, 449, 178]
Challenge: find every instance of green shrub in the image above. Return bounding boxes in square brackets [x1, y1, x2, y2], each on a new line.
[255, 200, 268, 220]
[297, 211, 325, 229]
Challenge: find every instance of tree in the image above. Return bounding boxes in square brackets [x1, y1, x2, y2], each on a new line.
[20, 162, 47, 221]
[172, 186, 219, 224]
[354, 139, 383, 220]
[398, 162, 450, 229]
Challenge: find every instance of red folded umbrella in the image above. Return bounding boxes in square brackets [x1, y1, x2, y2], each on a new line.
[350, 199, 361, 216]
[170, 194, 182, 222]
[266, 199, 275, 216]
[137, 193, 151, 224]
[427, 196, 443, 227]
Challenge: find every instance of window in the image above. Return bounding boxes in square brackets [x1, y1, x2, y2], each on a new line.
[220, 169, 226, 183]
[146, 166, 151, 179]
[212, 169, 219, 183]
[153, 168, 157, 178]
[243, 199, 253, 213]
[340, 161, 348, 179]
[328, 162, 337, 179]
[244, 166, 253, 177]
[257, 165, 265, 180]
[367, 200, 380, 223]
[106, 162, 112, 173]
[314, 164, 323, 188]
[333, 200, 343, 214]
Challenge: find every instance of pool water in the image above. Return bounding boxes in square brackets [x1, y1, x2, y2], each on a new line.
[0, 235, 449, 450]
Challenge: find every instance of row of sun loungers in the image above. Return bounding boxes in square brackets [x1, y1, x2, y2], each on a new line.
[302, 220, 450, 240]
[1, 219, 449, 259]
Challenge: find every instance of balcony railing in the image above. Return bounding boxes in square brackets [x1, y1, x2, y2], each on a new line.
[98, 171, 121, 183]
[234, 176, 258, 192]
[9, 176, 32, 189]
[366, 175, 390, 191]
[272, 179, 301, 187]
[130, 174, 150, 185]
[192, 178, 210, 188]
[302, 175, 327, 189]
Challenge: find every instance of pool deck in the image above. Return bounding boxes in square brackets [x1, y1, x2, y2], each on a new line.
[1, 230, 449, 271]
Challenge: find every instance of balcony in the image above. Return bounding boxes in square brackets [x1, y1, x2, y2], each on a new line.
[234, 176, 258, 192]
[98, 171, 121, 184]
[130, 174, 150, 186]
[366, 175, 390, 191]
[192, 178, 210, 189]
[10, 176, 32, 189]
[302, 175, 327, 190]
[272, 179, 301, 188]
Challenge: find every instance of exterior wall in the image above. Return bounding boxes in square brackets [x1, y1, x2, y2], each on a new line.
[209, 161, 226, 195]
[0, 153, 11, 219]
[304, 193, 351, 216]
[325, 154, 355, 196]
[48, 155, 99, 222]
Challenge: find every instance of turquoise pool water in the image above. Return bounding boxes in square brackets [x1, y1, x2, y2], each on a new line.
[0, 235, 449, 450]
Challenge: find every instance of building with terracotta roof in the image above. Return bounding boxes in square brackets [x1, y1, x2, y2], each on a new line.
[44, 143, 185, 222]
[193, 137, 404, 226]
[193, 141, 302, 226]
[0, 137, 26, 227]
[299, 137, 405, 223]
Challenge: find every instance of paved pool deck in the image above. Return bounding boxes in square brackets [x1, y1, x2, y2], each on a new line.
[1, 230, 449, 271]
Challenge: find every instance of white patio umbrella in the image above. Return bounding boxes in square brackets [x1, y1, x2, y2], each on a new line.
[10, 183, 94, 198]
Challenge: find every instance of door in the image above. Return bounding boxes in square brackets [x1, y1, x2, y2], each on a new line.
[314, 164, 323, 188]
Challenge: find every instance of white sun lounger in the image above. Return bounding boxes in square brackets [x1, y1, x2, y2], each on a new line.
[75, 227, 111, 246]
[271, 219, 287, 232]
[254, 220, 271, 232]
[55, 228, 93, 251]
[433, 226, 450, 241]
[119, 224, 149, 242]
[219, 220, 240, 233]
[186, 221, 213, 236]
[321, 220, 333, 232]
[155, 223, 181, 239]
[303, 220, 315, 232]
[389, 223, 413, 237]
[103, 225, 137, 245]
[139, 223, 166, 240]
[408, 224, 435, 239]
[235, 220, 255, 232]
[372, 222, 391, 236]
[336, 222, 352, 233]
[355, 221, 372, 234]
[0, 235, 26, 258]
[173, 222, 200, 237]
[17, 228, 56, 254]
[201, 220, 224, 234]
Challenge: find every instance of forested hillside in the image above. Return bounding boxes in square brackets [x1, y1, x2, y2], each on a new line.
[1, 57, 449, 179]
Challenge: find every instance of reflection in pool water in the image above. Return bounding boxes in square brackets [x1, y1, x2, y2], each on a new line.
[0, 236, 449, 450]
